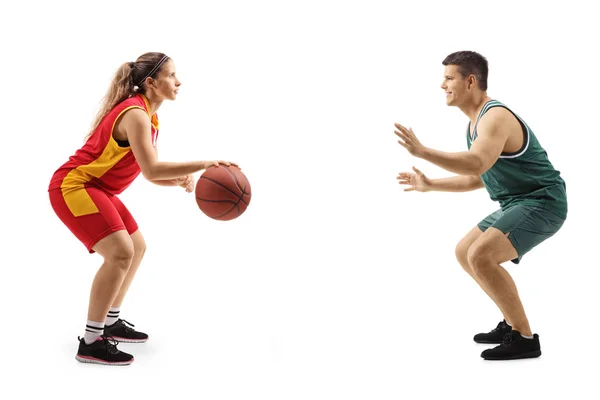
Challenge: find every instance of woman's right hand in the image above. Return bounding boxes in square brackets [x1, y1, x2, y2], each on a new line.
[396, 166, 432, 192]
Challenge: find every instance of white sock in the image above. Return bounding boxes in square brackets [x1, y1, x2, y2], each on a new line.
[84, 320, 104, 345]
[520, 333, 534, 339]
[105, 307, 121, 326]
[505, 320, 512, 327]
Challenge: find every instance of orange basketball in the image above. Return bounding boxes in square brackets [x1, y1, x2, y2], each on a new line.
[195, 165, 251, 220]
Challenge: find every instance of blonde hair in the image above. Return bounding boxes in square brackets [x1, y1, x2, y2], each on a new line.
[85, 52, 169, 140]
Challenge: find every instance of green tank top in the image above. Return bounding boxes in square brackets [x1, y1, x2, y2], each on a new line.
[467, 100, 567, 218]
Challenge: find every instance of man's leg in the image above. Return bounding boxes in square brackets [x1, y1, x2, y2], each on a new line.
[455, 226, 510, 322]
[467, 228, 530, 335]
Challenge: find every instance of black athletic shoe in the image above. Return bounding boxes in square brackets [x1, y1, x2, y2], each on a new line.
[481, 330, 541, 360]
[75, 336, 134, 365]
[473, 320, 512, 344]
[104, 319, 148, 343]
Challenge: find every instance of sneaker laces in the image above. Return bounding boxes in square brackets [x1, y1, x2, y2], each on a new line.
[489, 321, 506, 334]
[489, 326, 501, 334]
[101, 335, 121, 354]
[120, 319, 136, 332]
[501, 332, 516, 347]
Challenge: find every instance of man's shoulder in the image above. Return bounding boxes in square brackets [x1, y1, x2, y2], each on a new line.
[478, 105, 519, 134]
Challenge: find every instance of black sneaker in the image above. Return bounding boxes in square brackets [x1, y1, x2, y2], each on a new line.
[104, 319, 148, 343]
[473, 320, 512, 344]
[75, 336, 134, 365]
[481, 330, 542, 360]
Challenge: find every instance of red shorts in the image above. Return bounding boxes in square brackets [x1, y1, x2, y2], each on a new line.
[49, 187, 138, 253]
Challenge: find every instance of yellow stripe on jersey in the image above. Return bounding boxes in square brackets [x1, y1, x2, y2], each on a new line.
[61, 105, 146, 217]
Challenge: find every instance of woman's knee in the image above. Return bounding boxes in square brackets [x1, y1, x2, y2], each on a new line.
[131, 230, 147, 259]
[93, 231, 135, 271]
[107, 246, 134, 271]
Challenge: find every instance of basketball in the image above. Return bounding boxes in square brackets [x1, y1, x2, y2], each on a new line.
[195, 165, 251, 220]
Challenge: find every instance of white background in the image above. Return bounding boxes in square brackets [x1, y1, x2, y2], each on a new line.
[1, 0, 598, 399]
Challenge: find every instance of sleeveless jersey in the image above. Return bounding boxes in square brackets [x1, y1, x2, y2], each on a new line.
[48, 94, 159, 216]
[467, 100, 567, 218]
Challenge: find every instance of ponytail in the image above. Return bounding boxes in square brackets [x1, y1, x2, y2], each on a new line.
[85, 62, 135, 140]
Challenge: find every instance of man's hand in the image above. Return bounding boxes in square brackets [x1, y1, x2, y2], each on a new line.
[395, 123, 426, 158]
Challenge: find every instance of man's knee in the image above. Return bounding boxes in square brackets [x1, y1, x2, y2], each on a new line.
[455, 239, 472, 272]
[467, 244, 494, 278]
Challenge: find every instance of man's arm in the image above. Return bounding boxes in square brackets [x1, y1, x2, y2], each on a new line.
[428, 175, 485, 192]
[395, 108, 511, 175]
[397, 167, 484, 192]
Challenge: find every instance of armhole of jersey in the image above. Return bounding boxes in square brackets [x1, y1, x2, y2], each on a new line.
[473, 102, 530, 159]
[486, 105, 530, 159]
[110, 106, 146, 148]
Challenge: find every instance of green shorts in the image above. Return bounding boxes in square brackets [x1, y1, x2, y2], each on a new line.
[478, 205, 566, 264]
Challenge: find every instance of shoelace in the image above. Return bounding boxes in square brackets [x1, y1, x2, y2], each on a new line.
[489, 321, 507, 334]
[102, 335, 121, 354]
[120, 319, 136, 332]
[501, 333, 515, 347]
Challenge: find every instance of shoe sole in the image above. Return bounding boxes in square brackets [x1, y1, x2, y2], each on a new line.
[75, 355, 134, 365]
[474, 339, 503, 344]
[105, 336, 148, 343]
[482, 350, 542, 360]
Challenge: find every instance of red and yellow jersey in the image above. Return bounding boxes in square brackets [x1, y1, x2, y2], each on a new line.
[48, 94, 158, 215]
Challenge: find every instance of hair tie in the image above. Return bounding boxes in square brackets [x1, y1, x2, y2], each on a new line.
[129, 62, 135, 68]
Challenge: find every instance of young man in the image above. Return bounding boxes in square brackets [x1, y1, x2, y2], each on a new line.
[395, 51, 567, 360]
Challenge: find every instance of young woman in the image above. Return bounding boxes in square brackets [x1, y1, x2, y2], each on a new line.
[48, 52, 236, 366]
